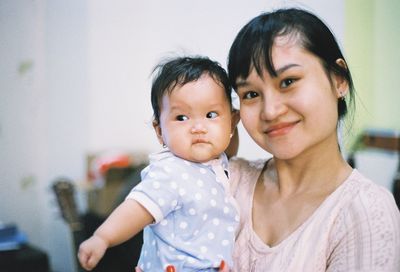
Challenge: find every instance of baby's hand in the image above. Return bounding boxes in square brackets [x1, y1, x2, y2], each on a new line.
[77, 235, 108, 271]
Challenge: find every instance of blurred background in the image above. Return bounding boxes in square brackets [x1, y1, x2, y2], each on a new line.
[1, 0, 399, 271]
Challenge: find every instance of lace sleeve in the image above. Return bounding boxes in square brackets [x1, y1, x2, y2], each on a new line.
[327, 185, 400, 272]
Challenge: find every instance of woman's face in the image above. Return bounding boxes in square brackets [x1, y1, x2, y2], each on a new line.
[235, 36, 346, 160]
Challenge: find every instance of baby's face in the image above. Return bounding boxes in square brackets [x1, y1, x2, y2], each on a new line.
[154, 74, 233, 163]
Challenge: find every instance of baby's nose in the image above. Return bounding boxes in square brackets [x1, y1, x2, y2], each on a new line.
[191, 122, 207, 134]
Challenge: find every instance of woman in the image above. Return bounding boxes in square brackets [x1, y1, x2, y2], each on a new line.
[136, 8, 400, 272]
[227, 7, 400, 271]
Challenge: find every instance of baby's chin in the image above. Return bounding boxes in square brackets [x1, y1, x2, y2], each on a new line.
[177, 152, 221, 164]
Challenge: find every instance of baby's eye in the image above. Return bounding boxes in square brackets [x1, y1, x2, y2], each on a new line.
[242, 91, 259, 100]
[206, 111, 218, 119]
[176, 115, 188, 121]
[280, 78, 296, 88]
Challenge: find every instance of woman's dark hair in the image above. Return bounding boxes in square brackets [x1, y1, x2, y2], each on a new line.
[227, 8, 354, 120]
[151, 56, 232, 124]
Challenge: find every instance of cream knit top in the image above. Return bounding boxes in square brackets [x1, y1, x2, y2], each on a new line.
[229, 157, 400, 272]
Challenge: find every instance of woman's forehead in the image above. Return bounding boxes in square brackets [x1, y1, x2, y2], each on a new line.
[273, 33, 302, 47]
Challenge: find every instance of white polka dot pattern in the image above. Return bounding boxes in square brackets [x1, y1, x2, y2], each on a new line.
[127, 150, 239, 271]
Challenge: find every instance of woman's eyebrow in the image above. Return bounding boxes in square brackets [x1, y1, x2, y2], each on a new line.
[236, 63, 301, 87]
[275, 63, 301, 75]
[235, 80, 249, 88]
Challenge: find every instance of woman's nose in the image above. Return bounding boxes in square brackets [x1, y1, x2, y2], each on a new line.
[191, 121, 207, 134]
[261, 93, 287, 121]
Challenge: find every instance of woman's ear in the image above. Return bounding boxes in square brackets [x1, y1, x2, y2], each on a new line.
[333, 58, 349, 99]
[152, 120, 164, 145]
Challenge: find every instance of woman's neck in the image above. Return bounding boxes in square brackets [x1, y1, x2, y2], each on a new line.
[271, 136, 352, 197]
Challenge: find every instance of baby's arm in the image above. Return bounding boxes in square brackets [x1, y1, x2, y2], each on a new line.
[78, 199, 153, 271]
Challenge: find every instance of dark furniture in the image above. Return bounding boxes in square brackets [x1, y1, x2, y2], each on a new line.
[0, 244, 50, 272]
[53, 164, 145, 272]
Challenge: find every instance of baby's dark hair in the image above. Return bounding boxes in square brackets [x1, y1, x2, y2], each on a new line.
[151, 56, 232, 124]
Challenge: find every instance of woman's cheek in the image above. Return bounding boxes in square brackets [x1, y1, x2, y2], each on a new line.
[240, 106, 259, 126]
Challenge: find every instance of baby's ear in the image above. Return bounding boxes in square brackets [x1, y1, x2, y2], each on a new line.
[152, 120, 164, 145]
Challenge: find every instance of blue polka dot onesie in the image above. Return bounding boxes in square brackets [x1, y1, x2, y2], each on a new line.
[126, 149, 239, 271]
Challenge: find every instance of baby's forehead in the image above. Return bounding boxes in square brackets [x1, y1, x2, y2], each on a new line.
[168, 75, 229, 97]
[164, 81, 232, 109]
[171, 72, 220, 88]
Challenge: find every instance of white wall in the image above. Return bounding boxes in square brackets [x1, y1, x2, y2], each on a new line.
[0, 0, 47, 245]
[86, 0, 345, 160]
[1, 1, 89, 271]
[0, 1, 344, 271]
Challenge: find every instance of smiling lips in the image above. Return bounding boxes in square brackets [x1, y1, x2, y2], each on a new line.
[265, 121, 299, 137]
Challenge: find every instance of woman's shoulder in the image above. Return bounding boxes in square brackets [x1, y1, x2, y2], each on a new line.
[229, 156, 267, 180]
[228, 156, 269, 193]
[328, 169, 400, 270]
[339, 169, 400, 227]
[347, 169, 398, 205]
[229, 156, 268, 172]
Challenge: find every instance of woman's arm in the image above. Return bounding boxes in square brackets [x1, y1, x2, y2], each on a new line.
[225, 127, 239, 159]
[225, 110, 240, 159]
[326, 188, 400, 271]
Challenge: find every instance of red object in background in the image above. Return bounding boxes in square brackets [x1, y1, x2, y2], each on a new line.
[88, 153, 132, 186]
[97, 155, 131, 175]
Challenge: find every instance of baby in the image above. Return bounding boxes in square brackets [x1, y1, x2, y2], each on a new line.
[78, 56, 240, 271]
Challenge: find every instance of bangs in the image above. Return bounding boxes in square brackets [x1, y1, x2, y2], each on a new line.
[228, 18, 299, 89]
[228, 24, 272, 89]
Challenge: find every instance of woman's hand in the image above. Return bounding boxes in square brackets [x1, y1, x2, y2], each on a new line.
[134, 260, 229, 272]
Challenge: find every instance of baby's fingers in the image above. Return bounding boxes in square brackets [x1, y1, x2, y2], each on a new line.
[78, 250, 98, 271]
[85, 254, 101, 270]
[77, 250, 91, 270]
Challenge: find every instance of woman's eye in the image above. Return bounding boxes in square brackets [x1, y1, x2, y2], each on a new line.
[242, 91, 259, 100]
[280, 78, 296, 88]
[176, 115, 188, 121]
[206, 111, 218, 119]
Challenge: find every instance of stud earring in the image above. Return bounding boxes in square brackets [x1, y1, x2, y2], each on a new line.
[162, 144, 167, 148]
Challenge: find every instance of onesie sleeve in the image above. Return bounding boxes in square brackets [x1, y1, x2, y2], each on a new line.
[327, 182, 400, 272]
[126, 161, 182, 224]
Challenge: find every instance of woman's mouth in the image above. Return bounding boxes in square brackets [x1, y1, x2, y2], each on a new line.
[265, 121, 299, 137]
